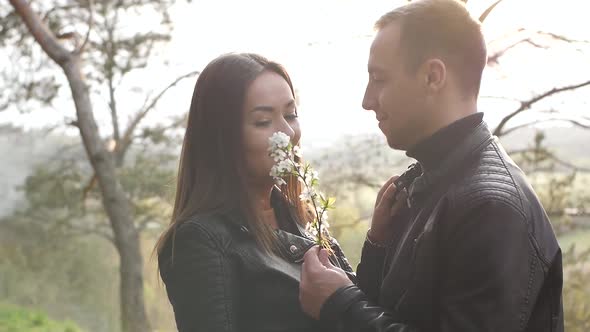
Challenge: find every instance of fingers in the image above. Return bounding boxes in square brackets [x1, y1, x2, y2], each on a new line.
[318, 248, 336, 270]
[302, 246, 321, 274]
[303, 245, 320, 261]
[376, 181, 398, 211]
[376, 175, 399, 204]
[390, 188, 408, 216]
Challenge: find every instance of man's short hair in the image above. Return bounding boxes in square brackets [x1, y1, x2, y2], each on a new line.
[376, 0, 487, 96]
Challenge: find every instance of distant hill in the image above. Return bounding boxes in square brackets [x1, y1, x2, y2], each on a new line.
[1, 124, 588, 218]
[0, 125, 80, 217]
[499, 125, 590, 166]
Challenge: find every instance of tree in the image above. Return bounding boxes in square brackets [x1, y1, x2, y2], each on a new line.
[2, 1, 195, 331]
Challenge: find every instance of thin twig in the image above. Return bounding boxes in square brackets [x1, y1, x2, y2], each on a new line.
[75, 0, 94, 55]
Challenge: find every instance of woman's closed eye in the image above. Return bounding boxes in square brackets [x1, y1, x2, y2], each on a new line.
[284, 113, 298, 121]
[254, 119, 272, 127]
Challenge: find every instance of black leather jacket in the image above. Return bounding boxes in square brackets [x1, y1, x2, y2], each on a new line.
[159, 191, 354, 332]
[320, 120, 564, 332]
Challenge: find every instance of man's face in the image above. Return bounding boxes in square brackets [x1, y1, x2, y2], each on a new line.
[362, 22, 426, 150]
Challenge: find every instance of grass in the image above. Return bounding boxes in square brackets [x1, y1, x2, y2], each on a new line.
[558, 228, 590, 253]
[0, 303, 83, 332]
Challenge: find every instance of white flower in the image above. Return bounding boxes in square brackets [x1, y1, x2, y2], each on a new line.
[299, 187, 314, 202]
[274, 177, 287, 186]
[311, 170, 319, 182]
[307, 225, 319, 237]
[270, 149, 287, 162]
[267, 131, 334, 251]
[268, 132, 290, 152]
[320, 210, 329, 223]
[277, 159, 294, 174]
[270, 165, 281, 178]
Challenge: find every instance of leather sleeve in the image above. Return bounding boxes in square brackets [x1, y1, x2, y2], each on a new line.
[320, 200, 534, 332]
[356, 208, 412, 302]
[159, 221, 238, 332]
[329, 237, 358, 284]
[356, 241, 387, 302]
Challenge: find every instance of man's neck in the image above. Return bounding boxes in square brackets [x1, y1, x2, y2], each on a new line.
[410, 98, 478, 149]
[406, 112, 484, 172]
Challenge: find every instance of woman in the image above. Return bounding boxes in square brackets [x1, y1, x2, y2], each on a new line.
[155, 53, 354, 332]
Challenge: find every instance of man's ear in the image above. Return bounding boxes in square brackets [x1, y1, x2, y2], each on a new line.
[420, 58, 446, 93]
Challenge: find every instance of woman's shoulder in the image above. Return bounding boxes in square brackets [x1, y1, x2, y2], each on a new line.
[159, 210, 239, 258]
[175, 210, 240, 246]
[158, 210, 240, 277]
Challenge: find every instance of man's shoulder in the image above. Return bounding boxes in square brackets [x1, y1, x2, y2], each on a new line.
[449, 140, 528, 214]
[443, 141, 560, 265]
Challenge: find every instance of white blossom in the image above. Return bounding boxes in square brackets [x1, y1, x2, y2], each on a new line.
[274, 177, 287, 186]
[268, 132, 290, 152]
[293, 145, 302, 158]
[299, 187, 313, 202]
[267, 131, 334, 250]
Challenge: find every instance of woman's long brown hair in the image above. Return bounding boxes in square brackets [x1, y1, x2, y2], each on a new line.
[154, 53, 310, 263]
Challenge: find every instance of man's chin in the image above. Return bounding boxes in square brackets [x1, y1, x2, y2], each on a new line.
[385, 135, 408, 151]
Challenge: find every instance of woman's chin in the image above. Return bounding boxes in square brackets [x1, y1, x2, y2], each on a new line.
[246, 175, 276, 188]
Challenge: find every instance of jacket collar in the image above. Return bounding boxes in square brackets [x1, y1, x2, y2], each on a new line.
[406, 113, 484, 172]
[397, 121, 495, 204]
[217, 189, 318, 262]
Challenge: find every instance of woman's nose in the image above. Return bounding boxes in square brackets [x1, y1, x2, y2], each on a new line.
[278, 118, 296, 142]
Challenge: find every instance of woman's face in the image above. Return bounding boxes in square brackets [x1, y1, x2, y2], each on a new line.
[242, 70, 301, 183]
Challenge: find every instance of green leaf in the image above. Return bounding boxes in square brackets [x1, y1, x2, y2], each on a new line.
[327, 197, 336, 209]
[319, 193, 327, 206]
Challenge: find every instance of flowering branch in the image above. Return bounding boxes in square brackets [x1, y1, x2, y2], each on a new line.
[268, 132, 335, 253]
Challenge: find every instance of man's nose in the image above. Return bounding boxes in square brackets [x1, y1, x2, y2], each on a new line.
[362, 86, 377, 111]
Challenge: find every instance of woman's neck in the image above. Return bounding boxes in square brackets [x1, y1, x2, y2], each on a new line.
[248, 182, 278, 229]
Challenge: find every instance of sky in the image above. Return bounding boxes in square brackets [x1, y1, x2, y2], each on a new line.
[1, 0, 589, 150]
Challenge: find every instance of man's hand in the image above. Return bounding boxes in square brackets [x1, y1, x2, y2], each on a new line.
[300, 246, 353, 320]
[369, 175, 408, 244]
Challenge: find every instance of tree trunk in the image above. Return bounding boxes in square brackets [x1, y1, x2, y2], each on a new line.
[8, 1, 152, 331]
[63, 58, 151, 332]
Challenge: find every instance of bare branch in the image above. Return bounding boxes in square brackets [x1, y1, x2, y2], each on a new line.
[115, 70, 199, 161]
[142, 70, 200, 120]
[108, 79, 120, 142]
[508, 149, 590, 173]
[9, 0, 71, 64]
[487, 28, 526, 45]
[487, 29, 588, 65]
[535, 31, 590, 44]
[170, 112, 188, 128]
[479, 0, 503, 23]
[82, 174, 98, 200]
[480, 95, 520, 102]
[42, 5, 79, 22]
[502, 117, 590, 136]
[545, 151, 590, 173]
[131, 113, 188, 141]
[488, 38, 547, 65]
[75, 0, 94, 55]
[493, 79, 590, 136]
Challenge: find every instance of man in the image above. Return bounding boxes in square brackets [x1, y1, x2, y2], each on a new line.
[299, 0, 564, 331]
